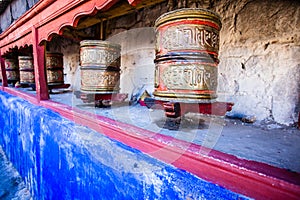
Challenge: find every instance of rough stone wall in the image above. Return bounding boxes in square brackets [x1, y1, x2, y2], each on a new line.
[215, 0, 300, 125]
[0, 0, 39, 33]
[106, 0, 299, 125]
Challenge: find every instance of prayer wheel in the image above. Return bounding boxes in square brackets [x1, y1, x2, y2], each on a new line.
[80, 40, 121, 93]
[153, 8, 222, 100]
[5, 58, 20, 83]
[46, 53, 64, 85]
[19, 56, 35, 84]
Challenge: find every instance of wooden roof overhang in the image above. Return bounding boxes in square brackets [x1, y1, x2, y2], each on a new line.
[0, 0, 144, 54]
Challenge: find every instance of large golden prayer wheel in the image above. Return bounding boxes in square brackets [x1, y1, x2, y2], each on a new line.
[19, 56, 35, 84]
[46, 53, 64, 85]
[80, 40, 121, 93]
[5, 58, 20, 82]
[153, 8, 222, 100]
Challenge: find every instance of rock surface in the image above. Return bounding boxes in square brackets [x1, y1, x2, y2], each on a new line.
[0, 146, 32, 200]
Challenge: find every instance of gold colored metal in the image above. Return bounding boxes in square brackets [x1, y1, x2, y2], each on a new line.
[80, 40, 121, 93]
[155, 8, 222, 58]
[80, 69, 120, 92]
[18, 56, 34, 84]
[154, 8, 222, 28]
[80, 40, 120, 68]
[46, 53, 64, 85]
[5, 58, 20, 82]
[154, 8, 222, 100]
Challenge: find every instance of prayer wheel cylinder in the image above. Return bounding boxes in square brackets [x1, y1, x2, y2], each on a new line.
[154, 8, 222, 100]
[19, 56, 35, 84]
[5, 58, 20, 82]
[46, 53, 64, 85]
[80, 40, 121, 93]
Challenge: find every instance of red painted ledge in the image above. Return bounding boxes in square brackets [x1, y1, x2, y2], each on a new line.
[2, 87, 300, 200]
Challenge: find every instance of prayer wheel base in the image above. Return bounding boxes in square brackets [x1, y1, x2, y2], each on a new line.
[48, 84, 71, 94]
[143, 97, 233, 121]
[76, 91, 128, 107]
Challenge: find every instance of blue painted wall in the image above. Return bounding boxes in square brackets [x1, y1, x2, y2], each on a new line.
[0, 91, 250, 199]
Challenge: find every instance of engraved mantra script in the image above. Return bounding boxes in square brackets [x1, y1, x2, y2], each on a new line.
[47, 57, 63, 67]
[47, 70, 63, 82]
[161, 65, 217, 90]
[81, 70, 119, 88]
[81, 48, 120, 66]
[161, 25, 219, 51]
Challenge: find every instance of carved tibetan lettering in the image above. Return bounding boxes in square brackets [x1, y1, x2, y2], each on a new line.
[161, 64, 217, 90]
[81, 69, 120, 91]
[47, 70, 63, 83]
[80, 48, 120, 67]
[161, 25, 219, 52]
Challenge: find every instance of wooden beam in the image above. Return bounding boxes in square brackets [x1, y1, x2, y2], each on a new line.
[0, 52, 8, 88]
[32, 26, 49, 101]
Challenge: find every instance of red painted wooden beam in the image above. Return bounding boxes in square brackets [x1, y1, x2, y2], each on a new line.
[1, 87, 300, 200]
[0, 53, 8, 88]
[32, 26, 49, 101]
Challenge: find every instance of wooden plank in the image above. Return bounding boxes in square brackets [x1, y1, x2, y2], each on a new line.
[32, 26, 49, 101]
[0, 52, 8, 88]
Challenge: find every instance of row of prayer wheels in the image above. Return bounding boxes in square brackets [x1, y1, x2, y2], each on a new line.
[1, 8, 222, 103]
[1, 53, 64, 86]
[79, 8, 222, 101]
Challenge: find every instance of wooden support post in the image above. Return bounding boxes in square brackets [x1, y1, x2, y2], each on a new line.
[32, 26, 49, 101]
[0, 51, 8, 88]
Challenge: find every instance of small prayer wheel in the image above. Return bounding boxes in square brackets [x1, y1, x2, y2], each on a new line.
[46, 53, 64, 85]
[5, 58, 20, 83]
[154, 8, 222, 100]
[80, 40, 121, 93]
[19, 56, 35, 84]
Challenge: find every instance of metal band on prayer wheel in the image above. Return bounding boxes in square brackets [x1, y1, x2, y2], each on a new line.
[19, 56, 35, 84]
[46, 53, 64, 85]
[80, 40, 121, 93]
[5, 58, 20, 82]
[154, 8, 222, 100]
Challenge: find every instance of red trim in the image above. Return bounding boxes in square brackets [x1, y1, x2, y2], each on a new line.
[1, 88, 299, 200]
[0, 0, 138, 54]
[127, 0, 142, 6]
[32, 26, 49, 101]
[160, 19, 221, 31]
[0, 54, 8, 88]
